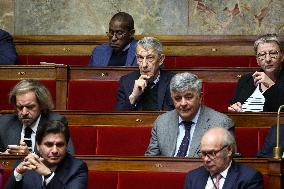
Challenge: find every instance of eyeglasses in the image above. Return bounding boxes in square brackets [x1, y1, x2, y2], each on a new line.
[106, 31, 127, 39]
[199, 145, 228, 159]
[136, 55, 157, 64]
[257, 50, 280, 60]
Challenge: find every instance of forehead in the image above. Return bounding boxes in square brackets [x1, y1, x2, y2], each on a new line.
[257, 42, 280, 52]
[201, 132, 223, 150]
[16, 91, 37, 103]
[136, 45, 158, 56]
[41, 133, 66, 144]
[171, 89, 198, 96]
[109, 20, 128, 31]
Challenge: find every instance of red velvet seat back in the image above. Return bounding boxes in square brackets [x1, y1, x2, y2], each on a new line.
[88, 171, 118, 189]
[117, 172, 186, 189]
[69, 126, 97, 155]
[96, 126, 152, 156]
[67, 80, 119, 111]
[236, 128, 259, 157]
[0, 80, 56, 110]
[259, 128, 270, 149]
[164, 56, 257, 68]
[18, 55, 89, 66]
[202, 82, 237, 112]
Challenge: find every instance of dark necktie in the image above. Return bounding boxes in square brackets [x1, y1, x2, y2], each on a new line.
[176, 121, 193, 157]
[24, 127, 33, 151]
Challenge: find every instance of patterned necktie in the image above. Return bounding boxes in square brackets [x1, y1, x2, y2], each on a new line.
[176, 121, 193, 157]
[24, 126, 33, 151]
[212, 174, 222, 189]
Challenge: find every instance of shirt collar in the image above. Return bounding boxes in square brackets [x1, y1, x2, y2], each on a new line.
[23, 114, 41, 133]
[216, 160, 232, 179]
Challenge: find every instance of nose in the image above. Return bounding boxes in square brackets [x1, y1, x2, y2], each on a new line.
[180, 97, 187, 106]
[265, 54, 272, 61]
[51, 145, 59, 154]
[141, 58, 148, 68]
[21, 107, 29, 115]
[111, 34, 118, 41]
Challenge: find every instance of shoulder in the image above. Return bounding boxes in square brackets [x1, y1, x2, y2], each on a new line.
[91, 44, 111, 53]
[64, 154, 88, 170]
[120, 70, 140, 80]
[201, 105, 233, 123]
[41, 112, 67, 124]
[155, 110, 177, 122]
[0, 29, 11, 40]
[186, 166, 207, 178]
[238, 72, 253, 83]
[234, 162, 262, 178]
[0, 114, 18, 124]
[160, 70, 175, 78]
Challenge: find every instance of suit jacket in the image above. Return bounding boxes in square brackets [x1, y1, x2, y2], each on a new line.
[0, 29, 17, 65]
[4, 153, 88, 189]
[88, 40, 138, 67]
[257, 125, 284, 158]
[115, 70, 175, 111]
[0, 112, 74, 154]
[184, 161, 264, 189]
[145, 105, 234, 157]
[230, 69, 284, 112]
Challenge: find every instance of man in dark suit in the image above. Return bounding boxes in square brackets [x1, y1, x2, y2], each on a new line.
[88, 12, 138, 67]
[0, 29, 17, 65]
[184, 127, 263, 189]
[4, 120, 88, 189]
[0, 79, 74, 155]
[116, 37, 175, 111]
[257, 125, 284, 158]
[145, 72, 234, 157]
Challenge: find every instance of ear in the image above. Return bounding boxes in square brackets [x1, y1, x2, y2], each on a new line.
[227, 145, 233, 157]
[129, 29, 135, 37]
[159, 54, 165, 66]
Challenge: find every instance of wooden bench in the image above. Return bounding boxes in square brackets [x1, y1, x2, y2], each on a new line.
[14, 35, 284, 67]
[1, 155, 284, 189]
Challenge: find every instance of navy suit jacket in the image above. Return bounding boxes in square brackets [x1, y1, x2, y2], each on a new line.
[184, 161, 264, 189]
[257, 125, 284, 158]
[4, 154, 88, 189]
[88, 40, 138, 67]
[0, 29, 17, 65]
[0, 112, 74, 154]
[115, 70, 175, 111]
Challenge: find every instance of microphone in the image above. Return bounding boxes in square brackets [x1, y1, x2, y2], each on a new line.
[273, 105, 284, 159]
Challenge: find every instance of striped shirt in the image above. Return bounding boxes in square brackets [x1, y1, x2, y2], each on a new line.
[242, 85, 265, 112]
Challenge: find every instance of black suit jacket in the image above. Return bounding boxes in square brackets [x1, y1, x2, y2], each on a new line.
[115, 70, 175, 111]
[257, 125, 284, 158]
[0, 29, 17, 65]
[4, 154, 88, 189]
[0, 112, 74, 154]
[184, 161, 264, 189]
[230, 69, 284, 112]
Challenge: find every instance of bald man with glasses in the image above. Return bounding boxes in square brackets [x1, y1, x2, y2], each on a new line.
[184, 127, 264, 189]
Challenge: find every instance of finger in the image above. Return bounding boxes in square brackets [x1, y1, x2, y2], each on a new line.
[139, 74, 151, 80]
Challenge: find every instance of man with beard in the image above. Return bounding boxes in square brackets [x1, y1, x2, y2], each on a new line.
[115, 37, 175, 111]
[0, 79, 74, 155]
[145, 72, 234, 157]
[5, 120, 88, 189]
[89, 12, 138, 67]
[184, 127, 263, 189]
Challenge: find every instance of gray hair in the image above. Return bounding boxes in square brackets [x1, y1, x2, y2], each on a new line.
[170, 72, 202, 96]
[9, 79, 54, 114]
[136, 37, 163, 56]
[254, 33, 283, 54]
[222, 128, 236, 154]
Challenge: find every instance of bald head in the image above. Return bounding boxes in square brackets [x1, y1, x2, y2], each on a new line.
[200, 127, 236, 175]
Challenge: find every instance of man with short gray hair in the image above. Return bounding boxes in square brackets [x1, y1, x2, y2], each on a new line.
[145, 72, 234, 157]
[115, 37, 175, 111]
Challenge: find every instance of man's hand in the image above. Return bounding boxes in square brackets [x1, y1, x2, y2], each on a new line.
[129, 75, 151, 104]
[6, 141, 30, 155]
[20, 153, 51, 176]
[228, 102, 243, 112]
[252, 71, 275, 89]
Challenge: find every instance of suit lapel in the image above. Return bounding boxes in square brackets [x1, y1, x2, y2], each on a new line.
[157, 71, 170, 109]
[168, 110, 180, 156]
[188, 105, 210, 157]
[223, 161, 238, 188]
[102, 46, 113, 66]
[125, 40, 137, 66]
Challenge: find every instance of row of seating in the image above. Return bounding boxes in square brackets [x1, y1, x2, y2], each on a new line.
[14, 35, 263, 67]
[2, 156, 281, 189]
[0, 65, 258, 111]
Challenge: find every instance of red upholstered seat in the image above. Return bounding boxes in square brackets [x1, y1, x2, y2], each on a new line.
[88, 171, 118, 189]
[202, 82, 237, 112]
[0, 80, 56, 110]
[164, 56, 257, 68]
[96, 126, 151, 156]
[259, 128, 270, 150]
[236, 128, 259, 157]
[69, 126, 97, 155]
[2, 169, 12, 189]
[18, 55, 89, 66]
[117, 172, 186, 189]
[67, 80, 119, 111]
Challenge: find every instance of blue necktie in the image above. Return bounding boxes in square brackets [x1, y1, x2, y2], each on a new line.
[176, 121, 193, 157]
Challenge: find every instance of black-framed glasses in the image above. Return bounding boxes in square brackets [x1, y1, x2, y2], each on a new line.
[257, 50, 280, 61]
[199, 145, 228, 159]
[136, 54, 157, 64]
[106, 31, 127, 39]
